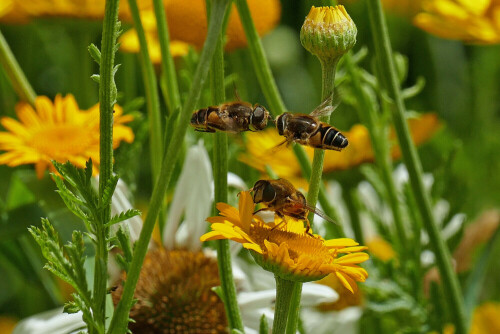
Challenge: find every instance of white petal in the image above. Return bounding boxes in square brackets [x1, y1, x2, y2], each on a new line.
[301, 306, 362, 334]
[238, 290, 277, 309]
[441, 213, 466, 240]
[421, 249, 435, 266]
[13, 308, 86, 334]
[227, 172, 247, 190]
[301, 282, 339, 306]
[164, 140, 213, 250]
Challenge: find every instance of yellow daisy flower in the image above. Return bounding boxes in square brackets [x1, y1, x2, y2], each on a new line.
[0, 94, 134, 178]
[200, 191, 369, 292]
[414, 0, 500, 43]
[119, 0, 281, 62]
[239, 113, 441, 189]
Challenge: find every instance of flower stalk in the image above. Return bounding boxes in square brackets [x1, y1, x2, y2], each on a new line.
[152, 0, 181, 113]
[272, 277, 295, 334]
[0, 29, 36, 106]
[127, 0, 163, 179]
[366, 1, 468, 333]
[96, 0, 121, 331]
[208, 0, 244, 329]
[108, 0, 231, 332]
[285, 281, 303, 334]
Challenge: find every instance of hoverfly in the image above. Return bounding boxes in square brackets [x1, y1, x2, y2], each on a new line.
[190, 102, 271, 133]
[275, 95, 348, 151]
[251, 178, 336, 234]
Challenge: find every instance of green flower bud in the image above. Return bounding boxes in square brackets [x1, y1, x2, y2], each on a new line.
[300, 5, 357, 63]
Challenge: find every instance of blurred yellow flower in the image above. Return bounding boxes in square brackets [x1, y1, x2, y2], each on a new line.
[0, 0, 150, 22]
[430, 302, 500, 334]
[119, 11, 191, 61]
[201, 191, 369, 291]
[0, 95, 134, 178]
[119, 0, 281, 62]
[0, 316, 17, 334]
[365, 236, 397, 262]
[414, 0, 500, 43]
[240, 113, 441, 188]
[316, 273, 363, 311]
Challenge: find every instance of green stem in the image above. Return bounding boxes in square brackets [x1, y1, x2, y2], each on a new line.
[96, 0, 120, 331]
[285, 282, 303, 334]
[234, 0, 286, 116]
[306, 58, 338, 225]
[152, 0, 181, 113]
[343, 53, 407, 253]
[292, 145, 343, 237]
[208, 2, 244, 329]
[127, 0, 163, 180]
[107, 1, 231, 332]
[272, 277, 296, 334]
[366, 1, 467, 333]
[0, 29, 36, 106]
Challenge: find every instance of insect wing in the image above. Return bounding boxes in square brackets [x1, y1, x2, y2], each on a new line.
[309, 90, 343, 118]
[289, 198, 338, 225]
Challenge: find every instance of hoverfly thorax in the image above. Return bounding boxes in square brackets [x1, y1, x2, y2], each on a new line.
[249, 105, 270, 131]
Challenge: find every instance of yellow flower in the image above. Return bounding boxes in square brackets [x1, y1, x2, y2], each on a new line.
[119, 0, 281, 62]
[0, 0, 150, 22]
[414, 0, 500, 43]
[365, 236, 397, 262]
[0, 95, 134, 178]
[119, 11, 191, 61]
[429, 302, 500, 334]
[239, 113, 441, 189]
[316, 274, 363, 311]
[201, 191, 369, 291]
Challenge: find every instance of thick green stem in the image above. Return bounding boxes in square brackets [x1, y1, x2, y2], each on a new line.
[127, 0, 163, 179]
[366, 1, 467, 332]
[234, 0, 286, 116]
[152, 0, 181, 113]
[0, 29, 36, 106]
[107, 1, 231, 332]
[306, 58, 338, 225]
[272, 277, 296, 334]
[343, 53, 407, 253]
[96, 0, 120, 331]
[208, 3, 244, 329]
[285, 282, 303, 334]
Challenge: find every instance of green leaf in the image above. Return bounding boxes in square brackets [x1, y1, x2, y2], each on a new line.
[259, 314, 269, 334]
[88, 43, 101, 64]
[100, 174, 119, 211]
[106, 209, 141, 227]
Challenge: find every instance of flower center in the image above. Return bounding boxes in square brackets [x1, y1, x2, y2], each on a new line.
[27, 124, 96, 161]
[251, 222, 333, 261]
[112, 249, 227, 333]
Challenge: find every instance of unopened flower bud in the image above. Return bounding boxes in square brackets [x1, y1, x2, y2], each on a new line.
[300, 5, 357, 63]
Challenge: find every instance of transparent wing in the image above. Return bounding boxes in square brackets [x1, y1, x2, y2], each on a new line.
[309, 88, 343, 118]
[286, 197, 338, 225]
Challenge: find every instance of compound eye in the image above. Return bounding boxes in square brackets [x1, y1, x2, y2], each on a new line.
[261, 182, 276, 202]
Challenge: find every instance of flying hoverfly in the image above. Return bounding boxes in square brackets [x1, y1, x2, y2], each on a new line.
[275, 94, 348, 151]
[190, 101, 272, 133]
